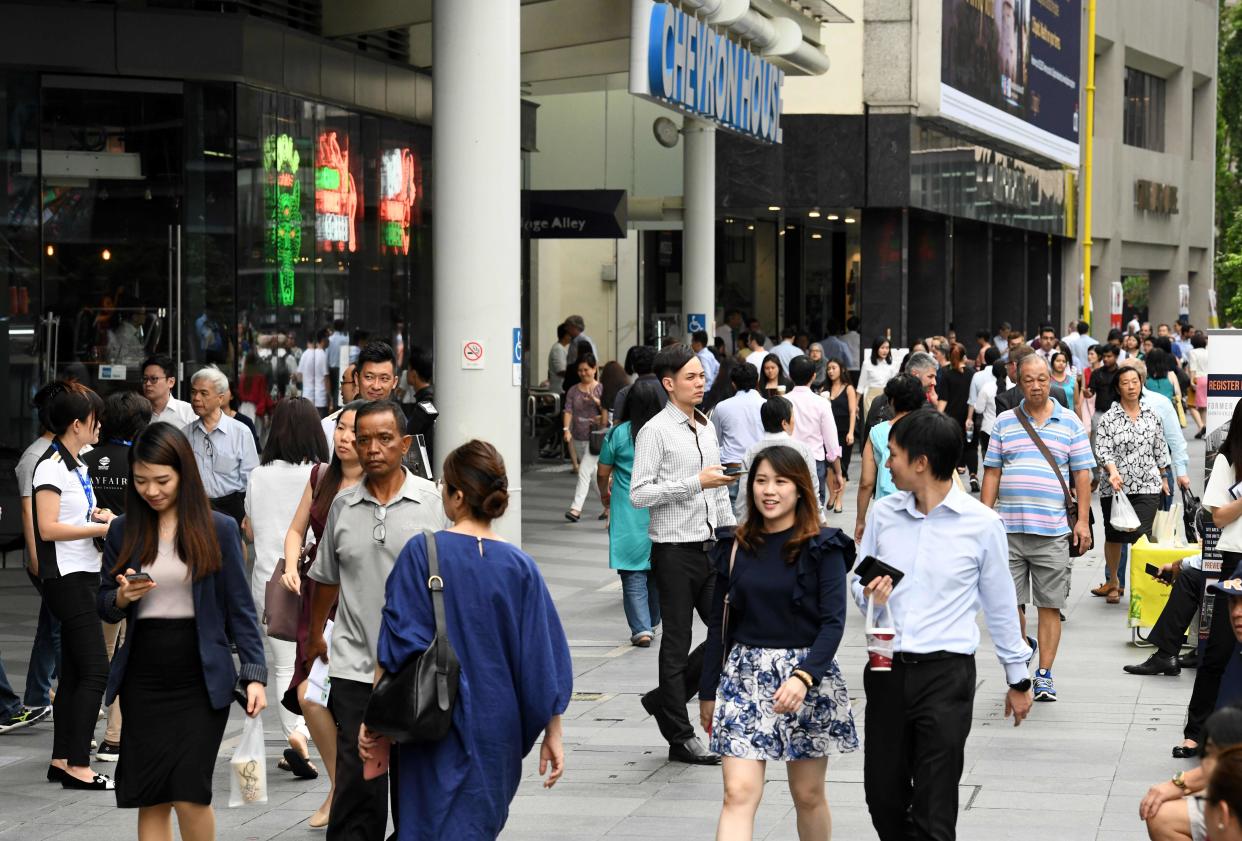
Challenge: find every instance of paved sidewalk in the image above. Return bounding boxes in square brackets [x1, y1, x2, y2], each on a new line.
[0, 446, 1206, 840]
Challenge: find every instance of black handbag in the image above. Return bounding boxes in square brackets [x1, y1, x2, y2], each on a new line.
[1182, 485, 1207, 543]
[363, 529, 460, 744]
[588, 426, 607, 456]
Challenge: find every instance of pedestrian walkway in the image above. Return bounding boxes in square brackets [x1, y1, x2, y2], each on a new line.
[0, 448, 1207, 840]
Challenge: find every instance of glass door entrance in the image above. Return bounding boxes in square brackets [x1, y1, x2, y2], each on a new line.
[37, 76, 184, 394]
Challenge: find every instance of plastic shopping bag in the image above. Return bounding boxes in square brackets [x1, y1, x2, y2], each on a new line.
[1110, 493, 1141, 532]
[865, 596, 895, 672]
[229, 714, 268, 807]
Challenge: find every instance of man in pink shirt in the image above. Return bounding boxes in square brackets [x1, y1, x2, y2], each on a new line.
[786, 355, 845, 506]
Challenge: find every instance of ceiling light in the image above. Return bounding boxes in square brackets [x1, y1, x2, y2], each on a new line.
[747, 224, 755, 231]
[101, 248, 112, 261]
[45, 245, 54, 257]
[725, 217, 734, 224]
[811, 233, 823, 239]
[786, 224, 795, 230]
[767, 205, 781, 211]
[845, 217, 857, 224]
[827, 214, 840, 221]
[808, 210, 821, 218]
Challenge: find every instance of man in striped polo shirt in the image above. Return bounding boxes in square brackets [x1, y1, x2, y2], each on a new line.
[981, 353, 1095, 702]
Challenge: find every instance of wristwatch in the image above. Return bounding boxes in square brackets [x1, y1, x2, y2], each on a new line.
[1008, 679, 1032, 692]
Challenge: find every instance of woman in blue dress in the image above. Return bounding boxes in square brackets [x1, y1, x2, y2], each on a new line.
[597, 380, 665, 646]
[369, 439, 574, 840]
[699, 444, 858, 841]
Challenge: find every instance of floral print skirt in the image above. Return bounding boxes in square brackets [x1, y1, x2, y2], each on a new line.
[710, 643, 859, 761]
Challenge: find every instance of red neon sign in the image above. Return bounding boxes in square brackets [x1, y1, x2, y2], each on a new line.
[379, 147, 422, 255]
[315, 131, 358, 253]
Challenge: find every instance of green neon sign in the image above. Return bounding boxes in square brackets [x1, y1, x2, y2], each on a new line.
[263, 134, 302, 306]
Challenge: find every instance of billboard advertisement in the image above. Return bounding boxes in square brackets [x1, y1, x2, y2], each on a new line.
[940, 0, 1082, 166]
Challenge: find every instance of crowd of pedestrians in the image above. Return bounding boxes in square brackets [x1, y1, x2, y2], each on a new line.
[0, 309, 1233, 841]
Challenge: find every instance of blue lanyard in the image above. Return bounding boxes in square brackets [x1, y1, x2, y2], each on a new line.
[109, 438, 133, 447]
[53, 442, 95, 520]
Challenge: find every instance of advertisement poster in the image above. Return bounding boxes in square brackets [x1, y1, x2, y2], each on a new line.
[1110, 281, 1124, 330]
[1199, 331, 1242, 650]
[940, 0, 1081, 166]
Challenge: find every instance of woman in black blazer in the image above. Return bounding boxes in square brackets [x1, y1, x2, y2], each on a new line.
[98, 423, 267, 840]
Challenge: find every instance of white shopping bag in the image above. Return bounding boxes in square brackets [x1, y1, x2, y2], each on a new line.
[229, 714, 268, 807]
[865, 596, 896, 672]
[1110, 493, 1142, 532]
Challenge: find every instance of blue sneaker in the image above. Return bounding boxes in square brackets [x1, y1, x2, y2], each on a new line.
[1033, 668, 1056, 702]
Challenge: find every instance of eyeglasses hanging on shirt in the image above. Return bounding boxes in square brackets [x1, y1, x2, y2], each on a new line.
[373, 505, 387, 544]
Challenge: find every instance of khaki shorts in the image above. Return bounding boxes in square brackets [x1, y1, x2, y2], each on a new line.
[1008, 532, 1071, 609]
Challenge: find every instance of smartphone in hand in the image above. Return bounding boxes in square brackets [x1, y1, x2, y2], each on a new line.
[1145, 563, 1174, 584]
[125, 572, 154, 584]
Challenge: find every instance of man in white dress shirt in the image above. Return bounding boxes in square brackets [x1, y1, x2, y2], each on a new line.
[142, 355, 196, 428]
[855, 410, 1032, 841]
[690, 331, 719, 391]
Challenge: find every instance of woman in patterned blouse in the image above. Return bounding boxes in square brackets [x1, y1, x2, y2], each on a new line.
[1094, 365, 1171, 603]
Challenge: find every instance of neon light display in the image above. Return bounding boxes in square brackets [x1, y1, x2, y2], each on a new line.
[263, 134, 301, 306]
[315, 131, 358, 253]
[379, 148, 421, 255]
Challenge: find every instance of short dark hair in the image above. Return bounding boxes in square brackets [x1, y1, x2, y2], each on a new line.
[889, 409, 961, 481]
[749, 330, 767, 347]
[261, 397, 329, 465]
[141, 354, 175, 379]
[556, 322, 570, 341]
[407, 346, 433, 383]
[100, 391, 152, 442]
[1077, 321, 1090, 334]
[354, 398, 408, 436]
[1100, 343, 1119, 357]
[780, 326, 796, 340]
[653, 345, 696, 381]
[333, 318, 346, 331]
[1193, 333, 1208, 349]
[630, 345, 656, 376]
[730, 363, 759, 391]
[760, 396, 793, 434]
[788, 354, 816, 386]
[983, 346, 1001, 366]
[976, 329, 992, 342]
[847, 316, 860, 331]
[1107, 328, 1124, 342]
[885, 373, 928, 414]
[691, 330, 709, 347]
[357, 341, 397, 372]
[1039, 324, 1057, 337]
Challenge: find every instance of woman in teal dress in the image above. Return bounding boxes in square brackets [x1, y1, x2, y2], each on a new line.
[597, 380, 665, 646]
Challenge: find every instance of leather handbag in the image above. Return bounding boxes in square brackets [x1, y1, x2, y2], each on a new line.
[263, 543, 311, 643]
[588, 425, 607, 456]
[719, 540, 739, 670]
[364, 529, 460, 744]
[1014, 409, 1095, 558]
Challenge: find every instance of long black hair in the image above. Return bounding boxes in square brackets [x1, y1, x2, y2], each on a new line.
[260, 397, 329, 466]
[870, 336, 890, 367]
[311, 400, 369, 523]
[1221, 399, 1242, 482]
[117, 423, 221, 580]
[620, 379, 666, 443]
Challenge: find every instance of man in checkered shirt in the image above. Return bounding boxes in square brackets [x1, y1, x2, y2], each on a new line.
[631, 344, 738, 765]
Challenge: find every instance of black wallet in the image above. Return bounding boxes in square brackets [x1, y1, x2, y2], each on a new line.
[855, 555, 905, 588]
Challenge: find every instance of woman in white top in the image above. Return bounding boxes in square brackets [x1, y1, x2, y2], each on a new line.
[857, 337, 897, 417]
[32, 381, 116, 790]
[1188, 333, 1210, 438]
[244, 397, 328, 782]
[967, 361, 1009, 460]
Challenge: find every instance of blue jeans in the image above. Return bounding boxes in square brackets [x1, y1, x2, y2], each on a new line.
[619, 570, 661, 639]
[23, 572, 59, 708]
[0, 654, 22, 719]
[816, 460, 828, 505]
[1117, 543, 1129, 589]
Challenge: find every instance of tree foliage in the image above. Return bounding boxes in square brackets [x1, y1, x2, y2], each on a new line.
[1217, 1, 1242, 326]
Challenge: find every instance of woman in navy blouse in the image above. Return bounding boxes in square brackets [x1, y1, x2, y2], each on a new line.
[700, 445, 858, 840]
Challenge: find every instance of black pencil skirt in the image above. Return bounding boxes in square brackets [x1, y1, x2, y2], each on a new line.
[116, 619, 229, 808]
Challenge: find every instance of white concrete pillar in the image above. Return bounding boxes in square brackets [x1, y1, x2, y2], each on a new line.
[683, 117, 716, 340]
[432, 0, 523, 542]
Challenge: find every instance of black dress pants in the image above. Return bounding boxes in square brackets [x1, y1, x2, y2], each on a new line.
[327, 678, 399, 841]
[41, 571, 108, 767]
[1146, 565, 1204, 657]
[1185, 551, 1242, 742]
[646, 542, 714, 745]
[863, 654, 976, 841]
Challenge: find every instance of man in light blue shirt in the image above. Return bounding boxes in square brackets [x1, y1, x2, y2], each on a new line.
[855, 411, 1032, 841]
[710, 364, 765, 468]
[185, 366, 259, 527]
[1061, 321, 1099, 372]
[769, 326, 802, 376]
[819, 318, 853, 369]
[690, 330, 720, 391]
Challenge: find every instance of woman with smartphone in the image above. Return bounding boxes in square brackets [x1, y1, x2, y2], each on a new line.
[32, 381, 116, 789]
[98, 423, 267, 839]
[699, 445, 858, 841]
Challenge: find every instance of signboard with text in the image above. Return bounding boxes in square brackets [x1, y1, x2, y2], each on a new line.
[521, 190, 627, 239]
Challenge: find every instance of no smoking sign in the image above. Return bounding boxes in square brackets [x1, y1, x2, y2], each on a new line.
[461, 340, 485, 370]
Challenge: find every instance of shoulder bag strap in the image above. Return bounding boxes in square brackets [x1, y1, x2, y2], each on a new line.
[1013, 408, 1074, 509]
[720, 540, 739, 670]
[423, 529, 454, 711]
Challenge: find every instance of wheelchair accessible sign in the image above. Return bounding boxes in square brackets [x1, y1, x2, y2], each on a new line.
[687, 313, 706, 334]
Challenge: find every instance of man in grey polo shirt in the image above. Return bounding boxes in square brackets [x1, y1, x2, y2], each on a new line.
[184, 366, 259, 527]
[307, 400, 447, 841]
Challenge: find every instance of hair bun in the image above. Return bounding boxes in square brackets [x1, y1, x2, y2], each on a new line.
[481, 488, 509, 519]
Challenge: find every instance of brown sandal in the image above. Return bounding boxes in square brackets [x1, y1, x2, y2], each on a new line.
[1106, 588, 1122, 604]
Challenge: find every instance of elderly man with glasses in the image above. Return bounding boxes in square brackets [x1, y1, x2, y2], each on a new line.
[305, 400, 447, 841]
[184, 366, 258, 527]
